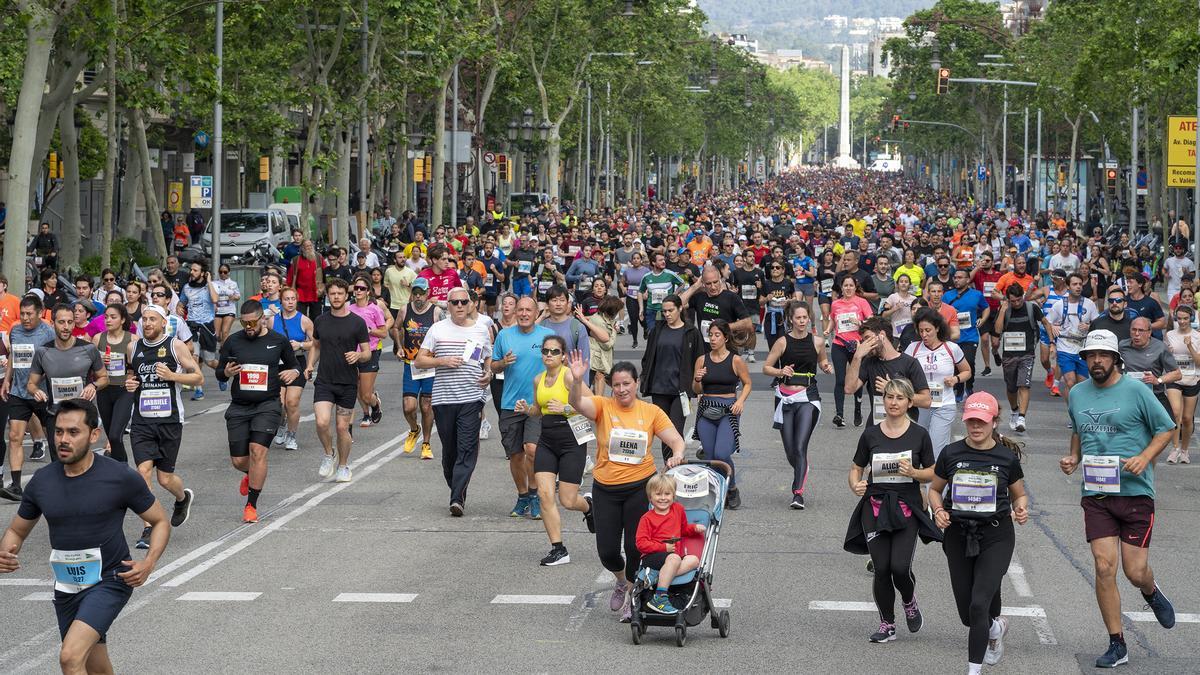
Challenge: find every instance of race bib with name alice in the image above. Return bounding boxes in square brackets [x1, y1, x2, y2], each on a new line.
[871, 450, 914, 484]
[1082, 454, 1121, 493]
[950, 470, 998, 514]
[608, 427, 648, 465]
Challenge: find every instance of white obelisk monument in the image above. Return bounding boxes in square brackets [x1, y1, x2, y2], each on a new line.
[832, 45, 860, 169]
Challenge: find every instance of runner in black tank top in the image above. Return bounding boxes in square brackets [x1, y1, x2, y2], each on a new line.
[693, 319, 751, 508]
[764, 301, 833, 510]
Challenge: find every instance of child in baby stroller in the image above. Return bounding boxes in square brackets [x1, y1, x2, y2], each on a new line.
[629, 460, 732, 647]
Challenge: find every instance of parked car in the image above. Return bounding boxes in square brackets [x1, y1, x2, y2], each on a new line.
[200, 208, 291, 262]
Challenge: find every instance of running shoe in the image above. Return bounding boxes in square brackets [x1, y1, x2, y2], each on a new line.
[420, 443, 433, 460]
[403, 430, 420, 454]
[1095, 640, 1128, 668]
[135, 525, 152, 550]
[449, 502, 464, 517]
[318, 453, 336, 478]
[334, 465, 352, 483]
[984, 616, 1007, 665]
[631, 341, 639, 350]
[619, 594, 633, 623]
[583, 494, 595, 533]
[285, 431, 298, 451]
[1051, 385, 1061, 397]
[510, 495, 530, 518]
[610, 581, 629, 612]
[192, 388, 205, 401]
[242, 504, 258, 524]
[832, 415, 846, 429]
[1044, 373, 1054, 389]
[219, 380, 228, 392]
[646, 592, 679, 615]
[903, 597, 923, 633]
[239, 474, 249, 497]
[359, 413, 372, 428]
[539, 547, 570, 566]
[1182, 452, 1192, 464]
[1008, 411, 1018, 431]
[1167, 448, 1181, 464]
[790, 494, 806, 510]
[29, 442, 46, 461]
[529, 495, 542, 520]
[727, 487, 742, 510]
[479, 419, 491, 440]
[0, 484, 22, 502]
[853, 407, 863, 427]
[370, 405, 383, 425]
[869, 621, 896, 643]
[1143, 584, 1176, 628]
[1015, 415, 1026, 433]
[272, 429, 286, 446]
[171, 489, 194, 527]
[981, 366, 992, 376]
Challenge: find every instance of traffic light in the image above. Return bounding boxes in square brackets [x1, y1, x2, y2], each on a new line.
[497, 153, 508, 181]
[423, 155, 432, 184]
[937, 68, 950, 95]
[48, 152, 58, 179]
[1105, 168, 1118, 193]
[1057, 164, 1066, 186]
[891, 115, 900, 131]
[413, 157, 425, 183]
[258, 156, 269, 181]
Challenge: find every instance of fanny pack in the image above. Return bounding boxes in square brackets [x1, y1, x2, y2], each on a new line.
[699, 400, 731, 420]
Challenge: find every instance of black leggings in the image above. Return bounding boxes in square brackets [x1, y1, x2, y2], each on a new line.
[831, 342, 863, 417]
[96, 387, 135, 464]
[862, 505, 918, 624]
[624, 297, 645, 342]
[592, 477, 651, 582]
[650, 393, 686, 462]
[779, 401, 819, 494]
[944, 517, 1014, 665]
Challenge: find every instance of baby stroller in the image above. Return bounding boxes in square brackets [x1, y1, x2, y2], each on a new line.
[629, 460, 731, 647]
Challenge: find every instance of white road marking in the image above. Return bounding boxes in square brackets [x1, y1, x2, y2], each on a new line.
[196, 402, 230, 415]
[809, 600, 1056, 645]
[178, 591, 261, 601]
[0, 579, 49, 586]
[1125, 611, 1200, 623]
[333, 593, 418, 603]
[18, 592, 52, 601]
[491, 594, 575, 605]
[713, 598, 732, 608]
[1007, 557, 1032, 597]
[161, 437, 405, 588]
[300, 413, 315, 422]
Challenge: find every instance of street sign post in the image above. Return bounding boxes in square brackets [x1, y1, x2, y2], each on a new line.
[1167, 115, 1197, 188]
[190, 175, 214, 208]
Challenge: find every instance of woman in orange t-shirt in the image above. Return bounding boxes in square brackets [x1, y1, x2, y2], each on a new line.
[567, 351, 686, 623]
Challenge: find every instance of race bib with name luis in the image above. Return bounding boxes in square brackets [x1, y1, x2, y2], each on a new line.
[50, 548, 102, 594]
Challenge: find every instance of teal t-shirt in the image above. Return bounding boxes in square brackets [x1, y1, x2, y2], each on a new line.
[492, 324, 554, 411]
[1068, 375, 1176, 498]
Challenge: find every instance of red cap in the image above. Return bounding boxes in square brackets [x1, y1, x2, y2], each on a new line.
[962, 392, 1000, 424]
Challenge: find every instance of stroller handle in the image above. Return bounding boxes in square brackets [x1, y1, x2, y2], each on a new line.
[677, 459, 732, 480]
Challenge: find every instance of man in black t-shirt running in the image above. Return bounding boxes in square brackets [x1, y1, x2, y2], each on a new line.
[0, 399, 170, 675]
[845, 316, 932, 427]
[217, 300, 300, 523]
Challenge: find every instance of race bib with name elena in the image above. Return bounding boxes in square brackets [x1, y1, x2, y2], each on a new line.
[608, 427, 648, 465]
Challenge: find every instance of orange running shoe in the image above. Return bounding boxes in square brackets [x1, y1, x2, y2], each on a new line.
[1044, 373, 1054, 389]
[1051, 386, 1061, 397]
[243, 504, 258, 523]
[239, 474, 249, 497]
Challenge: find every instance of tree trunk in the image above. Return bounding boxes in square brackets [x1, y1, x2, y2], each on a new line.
[1066, 114, 1081, 221]
[391, 135, 408, 213]
[100, 3, 117, 269]
[300, 96, 323, 241]
[624, 126, 633, 207]
[335, 126, 352, 246]
[430, 65, 453, 229]
[3, 2, 61, 293]
[58, 104, 82, 269]
[130, 110, 167, 258]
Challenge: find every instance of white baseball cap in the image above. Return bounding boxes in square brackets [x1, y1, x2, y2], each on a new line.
[1079, 329, 1120, 356]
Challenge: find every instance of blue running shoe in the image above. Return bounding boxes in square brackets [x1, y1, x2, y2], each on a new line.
[1143, 585, 1176, 629]
[218, 381, 228, 392]
[192, 388, 205, 401]
[509, 496, 530, 518]
[1095, 640, 1128, 668]
[529, 495, 542, 520]
[646, 591, 678, 615]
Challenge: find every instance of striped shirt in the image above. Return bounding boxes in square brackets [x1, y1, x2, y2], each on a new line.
[420, 317, 493, 405]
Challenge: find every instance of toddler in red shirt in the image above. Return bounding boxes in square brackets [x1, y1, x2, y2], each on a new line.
[635, 473, 706, 615]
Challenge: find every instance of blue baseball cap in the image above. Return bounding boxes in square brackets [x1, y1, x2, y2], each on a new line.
[412, 277, 430, 292]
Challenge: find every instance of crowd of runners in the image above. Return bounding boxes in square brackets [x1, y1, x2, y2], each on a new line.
[0, 167, 1192, 672]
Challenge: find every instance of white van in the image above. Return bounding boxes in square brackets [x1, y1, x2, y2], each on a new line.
[201, 208, 290, 261]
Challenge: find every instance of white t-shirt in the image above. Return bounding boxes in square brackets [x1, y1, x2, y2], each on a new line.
[1046, 297, 1099, 354]
[1163, 256, 1195, 297]
[907, 340, 964, 407]
[419, 318, 493, 406]
[1048, 253, 1080, 274]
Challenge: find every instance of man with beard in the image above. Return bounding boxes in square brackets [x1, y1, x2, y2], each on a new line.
[217, 300, 300, 523]
[0, 399, 170, 675]
[1061, 330, 1177, 669]
[844, 316, 931, 427]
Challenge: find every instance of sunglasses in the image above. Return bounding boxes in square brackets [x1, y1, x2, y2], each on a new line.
[448, 298, 471, 306]
[151, 292, 167, 298]
[219, 270, 229, 275]
[541, 348, 563, 356]
[239, 318, 260, 329]
[102, 277, 115, 282]
[353, 286, 368, 291]
[1107, 297, 1125, 303]
[937, 264, 949, 268]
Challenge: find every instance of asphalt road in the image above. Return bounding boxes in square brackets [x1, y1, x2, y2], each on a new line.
[1, 332, 1197, 674]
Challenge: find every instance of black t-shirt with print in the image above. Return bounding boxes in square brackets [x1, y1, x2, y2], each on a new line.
[853, 422, 935, 505]
[934, 439, 1025, 519]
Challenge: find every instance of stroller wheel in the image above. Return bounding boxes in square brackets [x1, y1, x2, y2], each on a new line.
[718, 610, 731, 638]
[631, 621, 642, 645]
[675, 625, 687, 647]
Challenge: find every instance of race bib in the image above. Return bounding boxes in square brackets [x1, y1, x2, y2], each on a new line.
[12, 343, 33, 370]
[138, 388, 173, 417]
[871, 450, 914, 484]
[956, 311, 972, 329]
[460, 339, 485, 365]
[50, 548, 101, 594]
[409, 364, 435, 380]
[650, 288, 667, 306]
[484, 273, 494, 287]
[699, 319, 712, 343]
[608, 427, 648, 465]
[106, 354, 126, 378]
[578, 277, 593, 293]
[929, 381, 944, 408]
[950, 470, 999, 514]
[680, 392, 692, 417]
[518, 260, 532, 275]
[820, 279, 834, 295]
[1178, 356, 1196, 377]
[1002, 331, 1027, 353]
[537, 280, 553, 294]
[836, 312, 858, 334]
[892, 318, 911, 338]
[741, 284, 757, 300]
[982, 281, 997, 295]
[1125, 371, 1148, 385]
[568, 414, 595, 445]
[238, 363, 269, 392]
[1082, 454, 1121, 493]
[50, 377, 84, 403]
[768, 295, 787, 309]
[873, 396, 886, 421]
